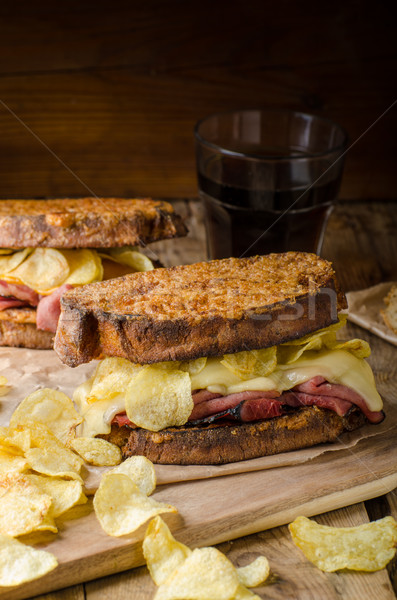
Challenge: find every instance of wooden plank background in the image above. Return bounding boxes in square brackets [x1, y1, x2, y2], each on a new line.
[0, 0, 396, 200]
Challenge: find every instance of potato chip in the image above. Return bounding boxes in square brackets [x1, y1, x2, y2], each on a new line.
[289, 515, 397, 572]
[237, 555, 270, 587]
[233, 585, 261, 600]
[61, 249, 103, 285]
[0, 425, 31, 454]
[25, 474, 86, 518]
[71, 437, 122, 466]
[109, 455, 156, 496]
[125, 366, 192, 432]
[24, 422, 83, 479]
[87, 357, 141, 403]
[0, 533, 58, 586]
[9, 248, 70, 293]
[143, 516, 192, 585]
[94, 473, 177, 537]
[277, 336, 324, 364]
[104, 246, 154, 272]
[0, 248, 32, 275]
[324, 338, 371, 358]
[0, 450, 28, 474]
[221, 348, 277, 380]
[0, 474, 52, 536]
[154, 546, 240, 600]
[10, 388, 82, 446]
[180, 357, 207, 376]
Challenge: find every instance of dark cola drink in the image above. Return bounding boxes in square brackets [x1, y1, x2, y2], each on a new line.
[199, 171, 341, 259]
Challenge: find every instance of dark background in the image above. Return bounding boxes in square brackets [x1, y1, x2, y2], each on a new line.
[0, 0, 395, 200]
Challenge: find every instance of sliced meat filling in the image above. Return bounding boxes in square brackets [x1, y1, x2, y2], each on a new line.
[0, 280, 73, 333]
[112, 377, 384, 429]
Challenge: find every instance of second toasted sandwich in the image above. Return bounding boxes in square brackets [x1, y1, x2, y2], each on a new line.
[0, 197, 186, 349]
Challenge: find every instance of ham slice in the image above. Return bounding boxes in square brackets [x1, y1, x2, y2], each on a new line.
[0, 280, 39, 307]
[0, 297, 29, 310]
[36, 284, 73, 332]
[189, 390, 280, 421]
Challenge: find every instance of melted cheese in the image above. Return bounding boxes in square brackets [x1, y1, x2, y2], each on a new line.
[75, 348, 383, 437]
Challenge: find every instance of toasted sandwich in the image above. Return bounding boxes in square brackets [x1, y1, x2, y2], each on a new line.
[54, 252, 384, 465]
[0, 197, 186, 349]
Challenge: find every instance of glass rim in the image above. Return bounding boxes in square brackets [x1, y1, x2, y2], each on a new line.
[194, 108, 349, 161]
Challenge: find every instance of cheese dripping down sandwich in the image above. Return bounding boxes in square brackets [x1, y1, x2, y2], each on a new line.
[54, 252, 384, 465]
[0, 198, 186, 349]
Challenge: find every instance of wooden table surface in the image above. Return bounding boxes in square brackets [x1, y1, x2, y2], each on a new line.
[31, 198, 397, 600]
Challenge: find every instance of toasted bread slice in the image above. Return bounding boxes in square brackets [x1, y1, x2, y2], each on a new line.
[101, 406, 366, 465]
[0, 198, 187, 248]
[0, 319, 53, 349]
[55, 252, 347, 367]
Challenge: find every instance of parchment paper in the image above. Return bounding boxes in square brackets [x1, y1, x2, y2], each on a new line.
[0, 347, 394, 493]
[346, 282, 397, 346]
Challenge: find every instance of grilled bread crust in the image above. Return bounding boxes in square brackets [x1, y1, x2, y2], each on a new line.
[55, 252, 347, 367]
[102, 407, 366, 465]
[0, 198, 187, 248]
[0, 319, 53, 349]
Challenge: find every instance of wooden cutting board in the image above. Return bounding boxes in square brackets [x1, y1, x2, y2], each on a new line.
[3, 417, 396, 600]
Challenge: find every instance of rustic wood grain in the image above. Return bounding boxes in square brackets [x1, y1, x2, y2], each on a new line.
[0, 1, 396, 199]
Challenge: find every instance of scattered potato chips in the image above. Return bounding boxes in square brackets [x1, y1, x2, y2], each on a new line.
[289, 515, 397, 572]
[25, 474, 86, 518]
[24, 422, 83, 478]
[143, 516, 192, 585]
[221, 348, 277, 380]
[109, 455, 157, 496]
[125, 366, 193, 431]
[10, 388, 82, 446]
[0, 475, 52, 536]
[0, 533, 58, 586]
[94, 472, 177, 537]
[71, 437, 122, 466]
[237, 556, 270, 588]
[153, 546, 240, 600]
[143, 517, 268, 600]
[0, 425, 30, 454]
[0, 450, 28, 474]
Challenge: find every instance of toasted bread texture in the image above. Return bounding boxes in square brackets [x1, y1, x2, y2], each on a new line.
[0, 319, 53, 349]
[55, 252, 347, 367]
[0, 198, 187, 248]
[102, 406, 366, 465]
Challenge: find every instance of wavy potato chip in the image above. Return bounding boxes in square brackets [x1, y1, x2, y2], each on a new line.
[237, 555, 270, 588]
[61, 249, 103, 285]
[109, 455, 157, 496]
[0, 475, 52, 536]
[0, 450, 28, 475]
[0, 248, 32, 275]
[104, 246, 154, 272]
[289, 515, 397, 572]
[0, 425, 31, 454]
[233, 585, 261, 599]
[324, 337, 371, 358]
[71, 437, 122, 466]
[221, 348, 277, 380]
[24, 422, 83, 478]
[143, 516, 192, 585]
[87, 357, 141, 403]
[9, 248, 70, 293]
[10, 388, 82, 446]
[25, 474, 86, 518]
[125, 366, 193, 431]
[154, 546, 240, 600]
[94, 473, 177, 537]
[0, 533, 58, 586]
[180, 357, 207, 376]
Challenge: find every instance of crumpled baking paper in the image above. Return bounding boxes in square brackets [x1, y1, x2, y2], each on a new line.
[346, 282, 397, 347]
